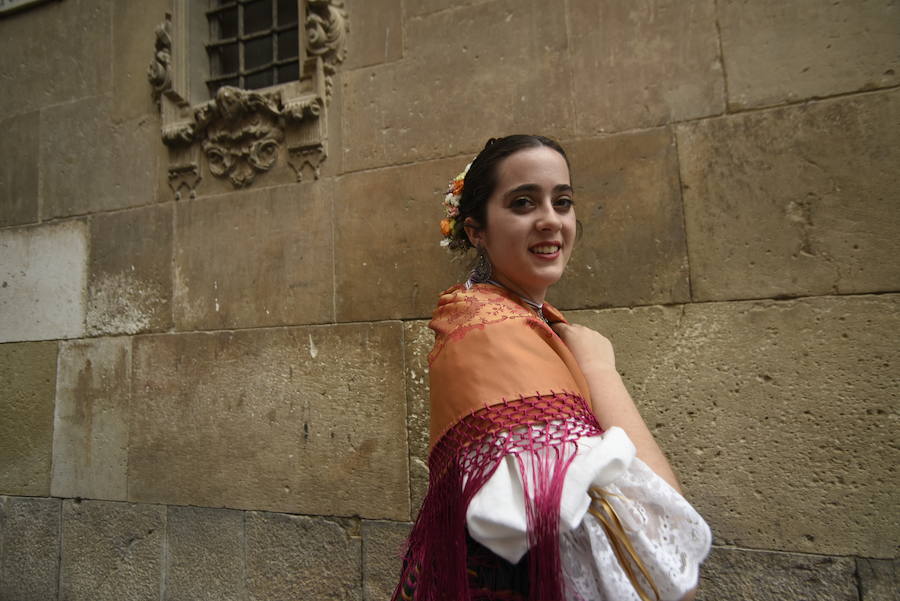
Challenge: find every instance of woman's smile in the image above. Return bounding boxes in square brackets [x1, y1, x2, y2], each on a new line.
[529, 241, 563, 260]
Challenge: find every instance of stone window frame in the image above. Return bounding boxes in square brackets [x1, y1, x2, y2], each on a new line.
[148, 0, 348, 195]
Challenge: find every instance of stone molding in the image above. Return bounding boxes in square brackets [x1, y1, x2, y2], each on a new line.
[148, 0, 348, 193]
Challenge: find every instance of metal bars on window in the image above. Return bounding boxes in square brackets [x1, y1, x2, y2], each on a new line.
[206, 0, 300, 97]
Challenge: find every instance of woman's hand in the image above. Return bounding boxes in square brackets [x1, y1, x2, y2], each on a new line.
[550, 322, 617, 374]
[552, 321, 683, 492]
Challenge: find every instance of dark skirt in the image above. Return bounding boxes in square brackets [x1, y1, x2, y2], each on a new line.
[466, 532, 530, 601]
[399, 532, 530, 601]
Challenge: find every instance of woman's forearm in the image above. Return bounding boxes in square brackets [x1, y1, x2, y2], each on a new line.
[583, 365, 682, 492]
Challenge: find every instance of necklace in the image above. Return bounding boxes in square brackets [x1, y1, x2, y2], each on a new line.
[486, 279, 548, 323]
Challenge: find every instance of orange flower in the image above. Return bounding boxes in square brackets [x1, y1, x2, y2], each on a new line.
[440, 218, 454, 237]
[450, 179, 464, 195]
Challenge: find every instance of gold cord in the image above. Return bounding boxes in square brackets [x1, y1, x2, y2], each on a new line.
[588, 487, 661, 601]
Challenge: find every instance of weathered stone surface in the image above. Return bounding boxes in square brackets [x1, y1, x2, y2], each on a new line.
[858, 558, 900, 601]
[0, 496, 61, 601]
[60, 500, 164, 601]
[696, 547, 858, 601]
[344, 0, 403, 70]
[87, 204, 173, 335]
[40, 97, 158, 219]
[362, 520, 410, 601]
[0, 111, 39, 227]
[51, 337, 131, 501]
[548, 129, 690, 309]
[403, 320, 432, 513]
[245, 511, 361, 601]
[406, 0, 485, 17]
[174, 183, 334, 329]
[165, 506, 245, 601]
[130, 323, 410, 519]
[0, 221, 88, 342]
[569, 294, 900, 557]
[0, 342, 56, 496]
[677, 89, 900, 301]
[334, 157, 465, 321]
[341, 0, 574, 171]
[112, 0, 172, 122]
[568, 0, 724, 134]
[719, 0, 900, 110]
[0, 0, 111, 117]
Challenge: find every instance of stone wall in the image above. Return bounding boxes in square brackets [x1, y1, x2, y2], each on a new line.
[1, 0, 898, 599]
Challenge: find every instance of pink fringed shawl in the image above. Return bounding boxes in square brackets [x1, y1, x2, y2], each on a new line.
[394, 284, 603, 601]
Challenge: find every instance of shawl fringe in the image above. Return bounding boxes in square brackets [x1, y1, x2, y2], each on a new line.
[394, 393, 602, 601]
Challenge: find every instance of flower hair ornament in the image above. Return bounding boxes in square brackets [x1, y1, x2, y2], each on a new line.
[439, 162, 471, 249]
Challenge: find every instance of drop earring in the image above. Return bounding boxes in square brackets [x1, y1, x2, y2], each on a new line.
[466, 245, 493, 288]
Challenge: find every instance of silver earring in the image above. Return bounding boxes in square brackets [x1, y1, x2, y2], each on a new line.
[466, 246, 493, 288]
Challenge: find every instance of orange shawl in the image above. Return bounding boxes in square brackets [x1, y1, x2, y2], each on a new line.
[394, 283, 602, 601]
[428, 282, 593, 446]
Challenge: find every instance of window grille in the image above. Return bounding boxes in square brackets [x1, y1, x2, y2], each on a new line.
[206, 0, 300, 97]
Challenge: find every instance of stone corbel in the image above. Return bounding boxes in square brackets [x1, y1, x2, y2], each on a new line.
[168, 162, 201, 200]
[148, 1, 348, 193]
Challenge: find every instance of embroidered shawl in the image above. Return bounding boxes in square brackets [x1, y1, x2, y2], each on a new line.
[394, 283, 603, 601]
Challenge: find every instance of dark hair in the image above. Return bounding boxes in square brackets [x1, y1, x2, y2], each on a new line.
[449, 135, 570, 251]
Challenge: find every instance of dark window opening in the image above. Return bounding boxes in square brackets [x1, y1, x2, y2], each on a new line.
[206, 0, 301, 97]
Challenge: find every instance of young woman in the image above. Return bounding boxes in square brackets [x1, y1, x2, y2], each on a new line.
[395, 135, 711, 601]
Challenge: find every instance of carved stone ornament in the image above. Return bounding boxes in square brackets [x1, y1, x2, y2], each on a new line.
[197, 87, 284, 187]
[147, 14, 173, 105]
[306, 0, 349, 100]
[147, 1, 348, 192]
[288, 145, 328, 182]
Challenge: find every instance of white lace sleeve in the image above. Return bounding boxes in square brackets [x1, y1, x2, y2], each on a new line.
[561, 457, 712, 601]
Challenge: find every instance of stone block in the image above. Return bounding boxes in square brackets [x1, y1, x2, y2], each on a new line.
[130, 323, 410, 519]
[362, 520, 411, 601]
[548, 129, 690, 309]
[344, 0, 403, 70]
[51, 337, 131, 501]
[0, 111, 39, 227]
[341, 0, 574, 172]
[568, 0, 724, 134]
[403, 320, 433, 513]
[695, 547, 858, 601]
[677, 89, 900, 301]
[60, 499, 164, 601]
[0, 221, 88, 342]
[112, 0, 173, 122]
[719, 0, 900, 110]
[40, 97, 158, 219]
[334, 157, 465, 322]
[0, 342, 57, 495]
[165, 506, 245, 601]
[0, 496, 61, 601]
[0, 0, 111, 117]
[858, 558, 900, 601]
[87, 204, 173, 335]
[569, 293, 900, 557]
[245, 511, 361, 601]
[174, 183, 334, 329]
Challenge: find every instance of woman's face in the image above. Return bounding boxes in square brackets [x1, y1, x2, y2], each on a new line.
[466, 146, 576, 304]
